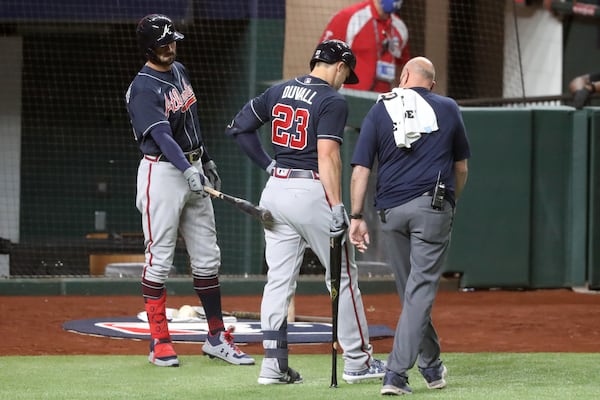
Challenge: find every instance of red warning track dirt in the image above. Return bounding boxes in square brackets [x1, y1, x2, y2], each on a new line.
[1, 289, 599, 356]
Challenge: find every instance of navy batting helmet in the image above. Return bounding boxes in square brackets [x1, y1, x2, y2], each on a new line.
[310, 39, 359, 84]
[136, 14, 184, 62]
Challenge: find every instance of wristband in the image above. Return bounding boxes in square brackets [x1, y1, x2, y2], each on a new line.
[349, 213, 363, 220]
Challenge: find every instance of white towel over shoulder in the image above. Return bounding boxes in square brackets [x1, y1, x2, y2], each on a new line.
[378, 88, 439, 148]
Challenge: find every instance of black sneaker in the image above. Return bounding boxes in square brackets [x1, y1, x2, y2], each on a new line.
[419, 364, 447, 389]
[258, 367, 303, 385]
[381, 370, 412, 395]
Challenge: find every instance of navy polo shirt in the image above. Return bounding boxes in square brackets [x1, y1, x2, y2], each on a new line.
[351, 87, 471, 210]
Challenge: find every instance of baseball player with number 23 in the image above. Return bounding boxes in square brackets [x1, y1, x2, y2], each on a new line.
[125, 14, 254, 368]
[225, 39, 385, 385]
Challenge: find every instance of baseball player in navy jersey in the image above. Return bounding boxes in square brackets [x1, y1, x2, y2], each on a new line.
[125, 14, 254, 368]
[224, 39, 385, 385]
[349, 56, 470, 395]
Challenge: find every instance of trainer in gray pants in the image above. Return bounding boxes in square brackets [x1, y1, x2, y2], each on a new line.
[380, 197, 453, 373]
[348, 57, 470, 393]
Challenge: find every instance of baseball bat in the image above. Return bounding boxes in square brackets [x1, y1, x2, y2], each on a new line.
[329, 234, 343, 388]
[224, 310, 332, 324]
[204, 186, 274, 228]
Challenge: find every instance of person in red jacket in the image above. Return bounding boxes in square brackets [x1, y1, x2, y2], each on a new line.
[319, 0, 410, 93]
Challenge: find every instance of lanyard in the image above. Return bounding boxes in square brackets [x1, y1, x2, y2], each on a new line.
[372, 19, 390, 59]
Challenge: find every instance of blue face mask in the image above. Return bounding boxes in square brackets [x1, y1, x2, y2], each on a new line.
[381, 0, 402, 14]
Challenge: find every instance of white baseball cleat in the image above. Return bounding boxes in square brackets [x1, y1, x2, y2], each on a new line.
[343, 358, 386, 384]
[202, 326, 255, 365]
[258, 367, 304, 385]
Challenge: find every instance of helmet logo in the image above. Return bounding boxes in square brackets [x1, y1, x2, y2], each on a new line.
[158, 25, 173, 42]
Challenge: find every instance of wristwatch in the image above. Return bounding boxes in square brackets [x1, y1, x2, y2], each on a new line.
[349, 213, 363, 220]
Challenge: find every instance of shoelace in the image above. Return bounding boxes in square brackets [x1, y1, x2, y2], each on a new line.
[223, 326, 244, 355]
[368, 359, 385, 372]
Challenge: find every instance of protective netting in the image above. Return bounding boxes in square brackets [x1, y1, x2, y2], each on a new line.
[0, 0, 562, 277]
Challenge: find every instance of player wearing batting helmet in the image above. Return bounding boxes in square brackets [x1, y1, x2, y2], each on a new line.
[225, 39, 386, 385]
[125, 13, 254, 368]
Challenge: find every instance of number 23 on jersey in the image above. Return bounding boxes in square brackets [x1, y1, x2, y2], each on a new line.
[271, 103, 309, 150]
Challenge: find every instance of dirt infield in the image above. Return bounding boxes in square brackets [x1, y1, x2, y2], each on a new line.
[1, 289, 599, 356]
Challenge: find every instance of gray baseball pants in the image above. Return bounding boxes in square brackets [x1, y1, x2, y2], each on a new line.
[380, 195, 453, 376]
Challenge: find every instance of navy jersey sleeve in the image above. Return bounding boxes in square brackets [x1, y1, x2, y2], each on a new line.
[315, 97, 348, 144]
[224, 89, 274, 170]
[127, 85, 170, 139]
[451, 102, 471, 161]
[351, 104, 380, 169]
[225, 91, 271, 137]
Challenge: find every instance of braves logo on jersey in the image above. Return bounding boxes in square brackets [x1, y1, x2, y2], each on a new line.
[165, 80, 196, 116]
[126, 62, 203, 155]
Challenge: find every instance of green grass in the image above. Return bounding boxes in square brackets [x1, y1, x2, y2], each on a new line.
[1, 353, 599, 399]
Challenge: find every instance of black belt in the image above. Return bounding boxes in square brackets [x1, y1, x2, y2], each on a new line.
[183, 148, 203, 163]
[145, 147, 203, 164]
[271, 168, 319, 180]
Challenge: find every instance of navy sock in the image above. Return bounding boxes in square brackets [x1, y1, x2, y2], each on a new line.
[142, 278, 164, 300]
[193, 274, 224, 335]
